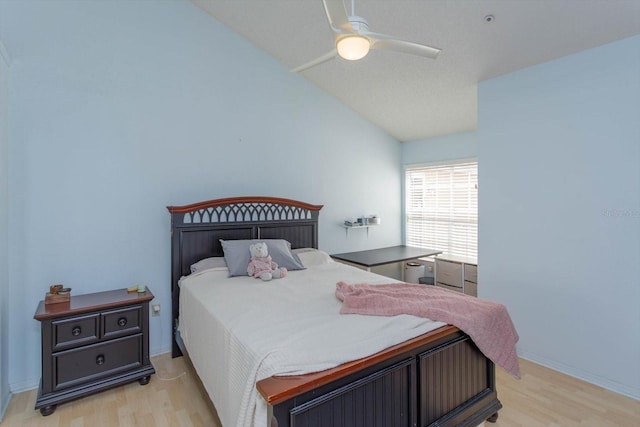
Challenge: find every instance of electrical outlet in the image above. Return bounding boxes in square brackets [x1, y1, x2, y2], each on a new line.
[152, 303, 161, 316]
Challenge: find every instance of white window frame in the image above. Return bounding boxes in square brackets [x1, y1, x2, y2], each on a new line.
[404, 158, 478, 259]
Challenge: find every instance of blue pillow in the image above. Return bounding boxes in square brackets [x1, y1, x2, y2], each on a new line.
[220, 239, 306, 277]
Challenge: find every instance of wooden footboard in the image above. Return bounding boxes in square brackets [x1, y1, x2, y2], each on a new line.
[258, 326, 501, 427]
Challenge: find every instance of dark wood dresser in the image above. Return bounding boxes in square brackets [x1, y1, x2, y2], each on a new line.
[33, 287, 156, 415]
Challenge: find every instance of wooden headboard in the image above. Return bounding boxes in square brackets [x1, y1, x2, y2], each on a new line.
[166, 196, 323, 357]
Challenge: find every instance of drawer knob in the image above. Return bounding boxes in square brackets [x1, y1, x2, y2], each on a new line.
[96, 354, 105, 365]
[71, 326, 82, 336]
[117, 317, 128, 327]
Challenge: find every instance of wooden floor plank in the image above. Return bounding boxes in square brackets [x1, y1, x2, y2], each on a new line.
[493, 359, 639, 427]
[1, 354, 638, 426]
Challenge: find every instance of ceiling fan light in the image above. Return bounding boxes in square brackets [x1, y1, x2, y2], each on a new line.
[336, 35, 370, 60]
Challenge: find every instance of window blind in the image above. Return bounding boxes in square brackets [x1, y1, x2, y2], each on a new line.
[405, 161, 477, 259]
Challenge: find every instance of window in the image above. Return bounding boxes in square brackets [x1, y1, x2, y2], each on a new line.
[405, 160, 477, 259]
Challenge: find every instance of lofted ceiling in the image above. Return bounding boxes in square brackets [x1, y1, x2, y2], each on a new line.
[192, 0, 640, 142]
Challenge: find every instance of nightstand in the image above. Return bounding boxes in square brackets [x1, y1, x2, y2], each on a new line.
[33, 287, 156, 416]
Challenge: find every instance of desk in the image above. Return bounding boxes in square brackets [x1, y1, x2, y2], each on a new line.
[331, 245, 442, 272]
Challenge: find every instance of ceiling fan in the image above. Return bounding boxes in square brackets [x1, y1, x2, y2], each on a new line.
[292, 0, 441, 72]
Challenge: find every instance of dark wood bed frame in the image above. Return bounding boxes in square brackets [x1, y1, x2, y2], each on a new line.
[167, 196, 501, 427]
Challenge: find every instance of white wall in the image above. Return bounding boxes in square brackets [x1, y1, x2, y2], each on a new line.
[478, 36, 640, 398]
[0, 40, 10, 420]
[0, 0, 402, 392]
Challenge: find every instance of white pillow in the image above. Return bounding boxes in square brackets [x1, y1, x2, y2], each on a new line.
[295, 249, 335, 267]
[190, 256, 227, 274]
[291, 247, 317, 255]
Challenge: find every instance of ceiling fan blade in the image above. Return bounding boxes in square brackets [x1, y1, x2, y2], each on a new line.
[323, 0, 353, 33]
[368, 32, 441, 59]
[291, 48, 338, 73]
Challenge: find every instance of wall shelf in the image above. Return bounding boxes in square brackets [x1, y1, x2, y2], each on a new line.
[341, 224, 378, 237]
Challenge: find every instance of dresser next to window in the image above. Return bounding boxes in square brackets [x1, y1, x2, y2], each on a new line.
[434, 255, 478, 297]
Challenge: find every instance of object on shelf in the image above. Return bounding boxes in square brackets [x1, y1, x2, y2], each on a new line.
[366, 216, 380, 225]
[344, 216, 381, 227]
[342, 216, 381, 237]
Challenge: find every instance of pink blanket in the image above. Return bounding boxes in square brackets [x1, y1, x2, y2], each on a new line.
[336, 281, 521, 379]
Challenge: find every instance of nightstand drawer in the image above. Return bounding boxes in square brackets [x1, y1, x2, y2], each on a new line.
[53, 314, 99, 350]
[53, 334, 142, 391]
[464, 264, 477, 283]
[102, 306, 142, 339]
[436, 282, 463, 293]
[436, 260, 463, 287]
[464, 281, 478, 297]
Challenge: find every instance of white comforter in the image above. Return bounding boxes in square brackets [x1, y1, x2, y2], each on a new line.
[178, 258, 445, 427]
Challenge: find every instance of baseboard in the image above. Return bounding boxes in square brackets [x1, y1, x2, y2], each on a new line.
[519, 350, 640, 400]
[0, 390, 10, 422]
[9, 376, 40, 394]
[150, 345, 172, 357]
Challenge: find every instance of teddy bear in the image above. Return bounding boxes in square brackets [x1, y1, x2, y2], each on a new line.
[247, 242, 287, 281]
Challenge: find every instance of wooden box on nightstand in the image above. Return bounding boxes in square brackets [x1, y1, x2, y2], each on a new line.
[33, 287, 156, 416]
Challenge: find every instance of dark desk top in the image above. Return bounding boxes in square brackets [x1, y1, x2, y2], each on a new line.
[331, 245, 442, 268]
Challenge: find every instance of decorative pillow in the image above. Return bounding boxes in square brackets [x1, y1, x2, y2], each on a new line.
[190, 256, 227, 274]
[220, 239, 305, 277]
[295, 249, 335, 267]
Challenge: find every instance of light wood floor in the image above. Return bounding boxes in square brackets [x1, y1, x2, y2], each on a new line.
[0, 353, 222, 427]
[1, 354, 638, 426]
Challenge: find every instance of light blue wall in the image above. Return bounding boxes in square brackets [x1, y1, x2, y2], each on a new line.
[0, 41, 10, 420]
[478, 36, 640, 398]
[402, 131, 477, 166]
[0, 0, 402, 391]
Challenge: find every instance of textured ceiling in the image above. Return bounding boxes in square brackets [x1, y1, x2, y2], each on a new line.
[193, 0, 640, 142]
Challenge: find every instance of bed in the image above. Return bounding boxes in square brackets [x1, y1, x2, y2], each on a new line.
[167, 196, 502, 427]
